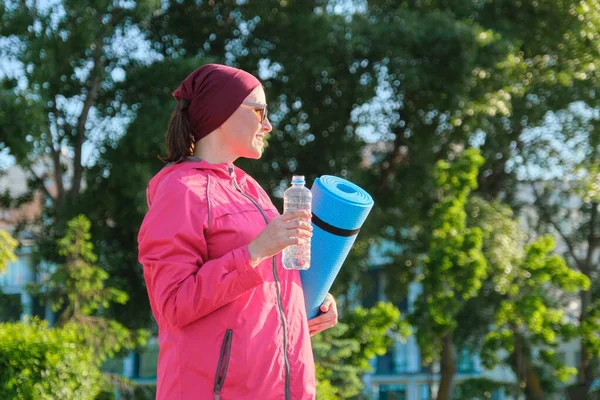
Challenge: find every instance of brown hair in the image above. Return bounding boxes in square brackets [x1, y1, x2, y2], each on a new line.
[161, 99, 196, 163]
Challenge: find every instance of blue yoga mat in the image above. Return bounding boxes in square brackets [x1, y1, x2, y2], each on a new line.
[301, 175, 374, 319]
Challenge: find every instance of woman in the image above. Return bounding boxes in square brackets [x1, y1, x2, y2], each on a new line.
[138, 64, 338, 400]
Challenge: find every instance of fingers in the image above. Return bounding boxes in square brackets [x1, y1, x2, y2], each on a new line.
[309, 322, 335, 336]
[308, 311, 338, 336]
[251, 210, 313, 261]
[308, 306, 338, 327]
[308, 314, 334, 327]
[320, 294, 334, 313]
[282, 217, 313, 244]
[287, 228, 313, 240]
[280, 210, 311, 221]
[308, 294, 338, 336]
[286, 219, 312, 235]
[286, 218, 312, 229]
[283, 236, 310, 246]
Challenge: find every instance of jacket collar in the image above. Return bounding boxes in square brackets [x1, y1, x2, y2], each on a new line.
[171, 156, 235, 179]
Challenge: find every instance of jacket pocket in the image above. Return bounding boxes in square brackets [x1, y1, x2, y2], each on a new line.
[214, 329, 233, 400]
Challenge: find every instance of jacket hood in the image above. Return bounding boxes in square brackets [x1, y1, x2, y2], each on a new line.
[146, 157, 236, 206]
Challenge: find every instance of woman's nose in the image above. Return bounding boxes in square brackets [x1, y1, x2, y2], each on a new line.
[262, 117, 273, 132]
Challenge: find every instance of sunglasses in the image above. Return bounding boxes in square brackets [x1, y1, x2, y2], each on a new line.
[241, 101, 268, 124]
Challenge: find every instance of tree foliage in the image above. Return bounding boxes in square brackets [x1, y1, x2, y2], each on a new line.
[2, 0, 600, 396]
[0, 319, 104, 400]
[0, 0, 161, 262]
[27, 215, 148, 361]
[0, 230, 18, 274]
[410, 148, 486, 400]
[481, 236, 590, 398]
[312, 302, 409, 399]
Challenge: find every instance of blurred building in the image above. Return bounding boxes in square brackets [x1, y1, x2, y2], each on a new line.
[0, 162, 54, 323]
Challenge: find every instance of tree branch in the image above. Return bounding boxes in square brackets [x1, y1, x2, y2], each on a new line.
[49, 100, 66, 205]
[531, 183, 584, 271]
[49, 142, 65, 203]
[26, 165, 53, 203]
[70, 36, 104, 199]
[584, 202, 598, 273]
[379, 121, 410, 196]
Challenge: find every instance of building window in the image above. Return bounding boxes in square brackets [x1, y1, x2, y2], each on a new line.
[457, 348, 474, 373]
[0, 293, 22, 322]
[492, 388, 504, 400]
[380, 384, 406, 400]
[556, 351, 566, 366]
[420, 384, 430, 400]
[395, 297, 409, 313]
[377, 352, 396, 375]
[395, 341, 408, 373]
[362, 270, 381, 308]
[139, 341, 159, 378]
[0, 257, 33, 287]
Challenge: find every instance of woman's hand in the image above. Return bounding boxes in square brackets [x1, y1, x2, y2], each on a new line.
[308, 293, 338, 336]
[248, 210, 312, 266]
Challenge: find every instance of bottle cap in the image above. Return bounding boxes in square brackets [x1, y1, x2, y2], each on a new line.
[291, 175, 305, 184]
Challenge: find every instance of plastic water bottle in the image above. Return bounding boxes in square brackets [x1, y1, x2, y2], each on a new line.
[282, 175, 312, 270]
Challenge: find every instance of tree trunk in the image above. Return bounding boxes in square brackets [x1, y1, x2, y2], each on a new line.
[513, 332, 545, 400]
[574, 201, 598, 394]
[379, 123, 410, 196]
[70, 39, 103, 200]
[534, 192, 599, 399]
[436, 333, 457, 400]
[524, 357, 545, 400]
[514, 330, 526, 399]
[579, 287, 592, 384]
[427, 363, 435, 400]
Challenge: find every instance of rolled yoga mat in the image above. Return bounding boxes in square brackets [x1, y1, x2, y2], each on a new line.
[301, 175, 374, 319]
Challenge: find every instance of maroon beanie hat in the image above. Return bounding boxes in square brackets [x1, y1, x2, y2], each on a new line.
[172, 64, 261, 141]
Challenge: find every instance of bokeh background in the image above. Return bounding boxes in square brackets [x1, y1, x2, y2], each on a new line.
[1, 0, 600, 399]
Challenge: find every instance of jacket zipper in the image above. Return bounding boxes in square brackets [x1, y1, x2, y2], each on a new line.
[214, 329, 233, 400]
[229, 166, 291, 400]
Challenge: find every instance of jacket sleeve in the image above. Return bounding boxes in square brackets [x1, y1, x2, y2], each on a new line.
[138, 173, 264, 328]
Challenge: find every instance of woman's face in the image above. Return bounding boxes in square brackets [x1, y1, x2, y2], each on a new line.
[218, 85, 272, 160]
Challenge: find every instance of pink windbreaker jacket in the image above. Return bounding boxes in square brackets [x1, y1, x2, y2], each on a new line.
[138, 159, 316, 400]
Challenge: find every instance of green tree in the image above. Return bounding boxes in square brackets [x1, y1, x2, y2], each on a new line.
[312, 302, 410, 399]
[451, 197, 528, 397]
[410, 148, 486, 400]
[512, 105, 600, 396]
[454, 378, 512, 400]
[480, 236, 590, 399]
[454, 194, 593, 399]
[0, 230, 18, 273]
[0, 319, 104, 400]
[364, 0, 600, 311]
[0, 231, 19, 321]
[0, 232, 104, 399]
[0, 0, 160, 261]
[457, 196, 526, 340]
[358, 2, 600, 396]
[27, 215, 147, 361]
